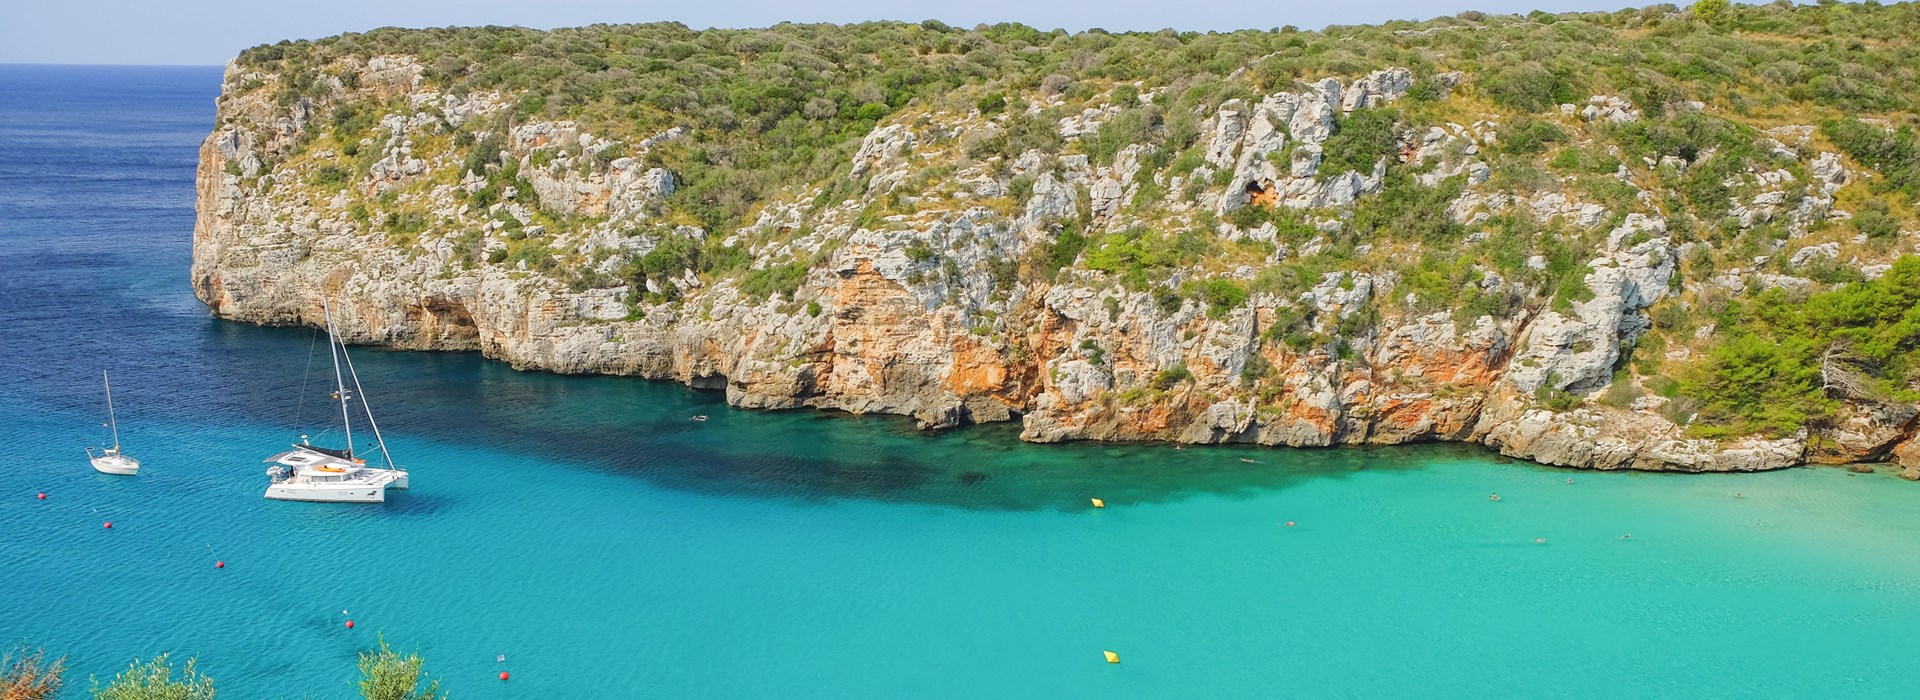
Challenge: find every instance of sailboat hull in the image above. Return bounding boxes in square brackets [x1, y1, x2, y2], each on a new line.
[265, 482, 386, 503]
[90, 453, 139, 475]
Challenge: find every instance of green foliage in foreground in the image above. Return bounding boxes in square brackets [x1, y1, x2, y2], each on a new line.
[91, 655, 215, 700]
[5, 639, 450, 700]
[357, 637, 444, 700]
[1682, 256, 1920, 438]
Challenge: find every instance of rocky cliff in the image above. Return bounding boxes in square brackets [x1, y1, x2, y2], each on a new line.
[193, 9, 1920, 476]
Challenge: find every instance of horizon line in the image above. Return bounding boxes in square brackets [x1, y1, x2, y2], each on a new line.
[2, 62, 226, 68]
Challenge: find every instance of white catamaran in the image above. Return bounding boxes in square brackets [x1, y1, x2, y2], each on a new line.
[86, 370, 140, 475]
[263, 300, 410, 503]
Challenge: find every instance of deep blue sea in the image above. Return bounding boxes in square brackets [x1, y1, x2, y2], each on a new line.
[3, 64, 1920, 698]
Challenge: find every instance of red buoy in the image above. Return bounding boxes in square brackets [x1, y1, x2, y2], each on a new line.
[345, 620, 355, 629]
[37, 493, 47, 500]
[103, 521, 113, 529]
[216, 561, 226, 569]
[499, 671, 510, 681]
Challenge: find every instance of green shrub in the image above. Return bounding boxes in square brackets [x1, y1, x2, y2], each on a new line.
[1041, 224, 1089, 279]
[1821, 119, 1919, 197]
[1351, 171, 1465, 245]
[1191, 278, 1249, 319]
[739, 262, 809, 301]
[356, 637, 443, 700]
[1853, 199, 1900, 239]
[1534, 380, 1584, 411]
[1319, 108, 1399, 179]
[1151, 363, 1193, 390]
[1598, 372, 1643, 408]
[1692, 0, 1732, 29]
[1079, 338, 1105, 365]
[310, 165, 351, 187]
[1481, 63, 1572, 113]
[1502, 118, 1567, 157]
[1612, 113, 1744, 163]
[1085, 106, 1164, 165]
[92, 655, 215, 700]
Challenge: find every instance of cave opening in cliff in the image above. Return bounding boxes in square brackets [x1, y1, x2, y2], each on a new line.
[1246, 179, 1278, 208]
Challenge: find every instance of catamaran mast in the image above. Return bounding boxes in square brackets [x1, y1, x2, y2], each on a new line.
[338, 336, 396, 469]
[321, 299, 356, 458]
[103, 370, 121, 451]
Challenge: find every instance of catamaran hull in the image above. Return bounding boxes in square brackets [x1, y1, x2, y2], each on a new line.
[264, 484, 386, 503]
[89, 454, 139, 475]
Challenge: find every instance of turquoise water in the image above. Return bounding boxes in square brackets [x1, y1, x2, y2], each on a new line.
[4, 64, 1920, 698]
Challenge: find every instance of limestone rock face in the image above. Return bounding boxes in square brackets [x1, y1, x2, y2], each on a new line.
[191, 55, 1915, 477]
[1505, 236, 1673, 394]
[1341, 68, 1413, 112]
[1896, 437, 1920, 480]
[1208, 73, 1405, 216]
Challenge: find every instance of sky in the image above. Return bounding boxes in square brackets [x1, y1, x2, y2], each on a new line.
[1, 0, 1651, 66]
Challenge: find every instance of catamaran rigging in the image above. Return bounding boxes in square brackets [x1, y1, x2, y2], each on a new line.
[262, 299, 410, 502]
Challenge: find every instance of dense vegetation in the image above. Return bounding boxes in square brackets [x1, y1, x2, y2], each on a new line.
[1682, 257, 1920, 438]
[235, 1, 1920, 231]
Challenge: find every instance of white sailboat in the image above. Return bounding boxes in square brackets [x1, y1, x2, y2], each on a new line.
[263, 299, 410, 503]
[86, 370, 140, 475]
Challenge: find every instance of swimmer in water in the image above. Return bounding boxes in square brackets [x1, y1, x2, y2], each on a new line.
[1490, 493, 1501, 502]
[1566, 477, 1574, 484]
[1621, 534, 1632, 540]
[1534, 538, 1546, 544]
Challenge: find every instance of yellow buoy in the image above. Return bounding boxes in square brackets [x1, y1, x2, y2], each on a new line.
[1103, 650, 1120, 664]
[1091, 498, 1105, 509]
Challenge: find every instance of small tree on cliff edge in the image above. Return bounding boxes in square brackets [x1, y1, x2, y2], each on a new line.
[2, 646, 66, 700]
[357, 636, 443, 700]
[1692, 0, 1733, 28]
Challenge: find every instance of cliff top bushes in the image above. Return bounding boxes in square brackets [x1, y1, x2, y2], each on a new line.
[234, 2, 1920, 234]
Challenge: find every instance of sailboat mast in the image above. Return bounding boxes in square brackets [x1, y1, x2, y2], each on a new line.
[322, 299, 356, 458]
[337, 333, 396, 469]
[103, 370, 120, 451]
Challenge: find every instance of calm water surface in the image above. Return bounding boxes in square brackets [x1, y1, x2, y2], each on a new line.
[2, 64, 1918, 698]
